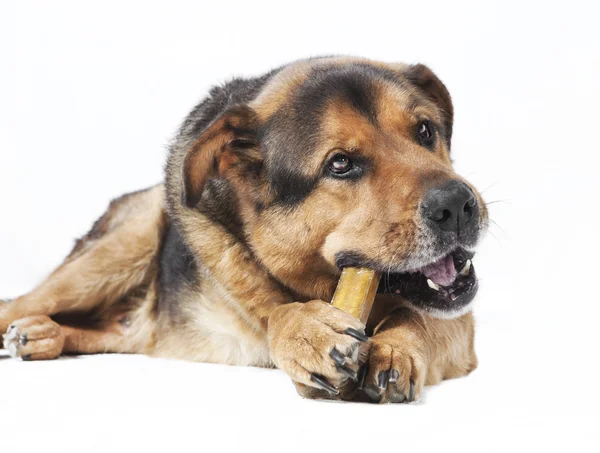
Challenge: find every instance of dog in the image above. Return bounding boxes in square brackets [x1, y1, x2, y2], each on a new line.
[1, 56, 487, 403]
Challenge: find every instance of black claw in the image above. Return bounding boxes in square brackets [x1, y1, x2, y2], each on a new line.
[20, 333, 28, 346]
[389, 369, 399, 383]
[329, 348, 346, 366]
[8, 324, 15, 332]
[336, 364, 358, 381]
[388, 392, 407, 403]
[357, 364, 368, 389]
[21, 354, 32, 361]
[408, 379, 415, 402]
[377, 371, 389, 389]
[344, 328, 369, 342]
[363, 385, 382, 401]
[310, 374, 339, 395]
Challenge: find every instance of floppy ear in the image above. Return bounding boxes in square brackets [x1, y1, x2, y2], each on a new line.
[182, 105, 260, 207]
[404, 64, 454, 148]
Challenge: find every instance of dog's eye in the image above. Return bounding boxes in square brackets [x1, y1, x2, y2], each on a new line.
[328, 154, 353, 175]
[417, 120, 435, 148]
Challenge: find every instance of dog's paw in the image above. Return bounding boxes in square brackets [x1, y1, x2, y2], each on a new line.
[2, 315, 65, 361]
[268, 300, 369, 397]
[360, 330, 428, 403]
[0, 298, 14, 348]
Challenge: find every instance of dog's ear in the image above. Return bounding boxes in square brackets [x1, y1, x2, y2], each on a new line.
[182, 105, 261, 208]
[404, 64, 454, 148]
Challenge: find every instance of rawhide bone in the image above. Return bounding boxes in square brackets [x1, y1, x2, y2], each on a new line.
[331, 268, 381, 324]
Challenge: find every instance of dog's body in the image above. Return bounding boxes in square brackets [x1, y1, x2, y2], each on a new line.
[1, 57, 487, 403]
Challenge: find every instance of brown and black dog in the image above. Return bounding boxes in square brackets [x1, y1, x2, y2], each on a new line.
[1, 57, 487, 403]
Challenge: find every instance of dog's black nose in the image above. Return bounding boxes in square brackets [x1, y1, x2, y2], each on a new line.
[421, 180, 478, 237]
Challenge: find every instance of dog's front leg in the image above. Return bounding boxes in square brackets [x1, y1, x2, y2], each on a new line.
[267, 300, 370, 400]
[360, 307, 478, 403]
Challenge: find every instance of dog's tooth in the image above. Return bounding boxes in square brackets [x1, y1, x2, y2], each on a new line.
[460, 260, 472, 276]
[427, 279, 441, 291]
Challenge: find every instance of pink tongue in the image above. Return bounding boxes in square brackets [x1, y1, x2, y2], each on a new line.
[420, 254, 457, 287]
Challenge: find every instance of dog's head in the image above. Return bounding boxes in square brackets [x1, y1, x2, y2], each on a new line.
[178, 57, 488, 319]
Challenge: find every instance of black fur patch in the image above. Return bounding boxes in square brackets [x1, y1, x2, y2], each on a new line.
[157, 224, 198, 322]
[334, 251, 378, 269]
[199, 179, 245, 240]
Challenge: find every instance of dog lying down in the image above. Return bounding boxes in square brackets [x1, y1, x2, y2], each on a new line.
[0, 56, 487, 403]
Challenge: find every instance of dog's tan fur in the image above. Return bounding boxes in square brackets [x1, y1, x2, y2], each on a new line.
[1, 57, 485, 403]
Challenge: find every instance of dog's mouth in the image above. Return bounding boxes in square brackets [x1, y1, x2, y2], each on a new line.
[377, 248, 477, 318]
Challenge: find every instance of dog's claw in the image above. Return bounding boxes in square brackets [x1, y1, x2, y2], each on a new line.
[388, 391, 406, 403]
[310, 374, 339, 395]
[336, 364, 358, 381]
[388, 369, 399, 383]
[329, 348, 346, 366]
[357, 364, 368, 389]
[20, 333, 28, 346]
[377, 371, 389, 389]
[363, 384, 382, 401]
[344, 328, 369, 342]
[408, 380, 415, 402]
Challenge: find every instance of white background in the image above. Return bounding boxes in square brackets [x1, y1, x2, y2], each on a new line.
[2, 0, 599, 451]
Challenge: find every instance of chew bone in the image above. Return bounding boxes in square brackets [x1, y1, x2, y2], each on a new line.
[331, 268, 381, 324]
